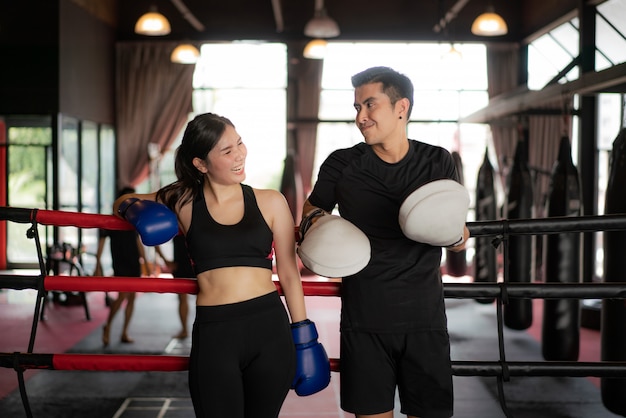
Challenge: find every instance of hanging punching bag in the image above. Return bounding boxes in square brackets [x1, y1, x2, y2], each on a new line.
[542, 136, 582, 361]
[280, 152, 302, 221]
[504, 132, 534, 330]
[446, 151, 468, 277]
[601, 128, 626, 416]
[474, 148, 498, 304]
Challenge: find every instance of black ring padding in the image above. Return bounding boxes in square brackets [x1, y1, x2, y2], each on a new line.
[468, 213, 626, 237]
[0, 275, 39, 290]
[0, 207, 36, 223]
[444, 283, 626, 299]
[0, 353, 54, 370]
[452, 361, 626, 378]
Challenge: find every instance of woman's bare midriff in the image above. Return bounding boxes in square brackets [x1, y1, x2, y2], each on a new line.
[195, 266, 277, 306]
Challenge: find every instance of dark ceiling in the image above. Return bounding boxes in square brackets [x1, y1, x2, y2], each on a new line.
[117, 0, 581, 45]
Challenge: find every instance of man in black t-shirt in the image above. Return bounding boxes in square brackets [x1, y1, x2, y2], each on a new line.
[302, 67, 469, 418]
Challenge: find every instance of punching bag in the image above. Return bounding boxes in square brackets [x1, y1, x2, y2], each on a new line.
[446, 151, 468, 277]
[280, 152, 302, 221]
[542, 136, 582, 361]
[601, 128, 626, 416]
[474, 148, 498, 304]
[503, 134, 534, 330]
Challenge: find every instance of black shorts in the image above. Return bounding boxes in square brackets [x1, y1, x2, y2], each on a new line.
[340, 329, 453, 417]
[189, 291, 296, 418]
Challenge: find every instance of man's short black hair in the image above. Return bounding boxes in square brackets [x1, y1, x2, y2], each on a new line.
[351, 66, 414, 119]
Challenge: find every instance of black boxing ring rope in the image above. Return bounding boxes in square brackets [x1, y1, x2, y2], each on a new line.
[2, 206, 626, 417]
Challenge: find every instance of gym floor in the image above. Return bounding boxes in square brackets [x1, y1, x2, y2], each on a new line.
[0, 273, 622, 418]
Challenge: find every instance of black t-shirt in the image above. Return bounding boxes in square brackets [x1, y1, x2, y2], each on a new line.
[99, 228, 142, 277]
[308, 140, 459, 333]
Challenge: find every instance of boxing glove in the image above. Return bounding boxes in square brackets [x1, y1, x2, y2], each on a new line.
[297, 211, 370, 278]
[118, 198, 179, 246]
[398, 179, 469, 247]
[291, 319, 331, 396]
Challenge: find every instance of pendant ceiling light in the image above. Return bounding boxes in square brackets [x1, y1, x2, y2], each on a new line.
[171, 43, 200, 64]
[303, 0, 340, 59]
[471, 5, 508, 36]
[135, 6, 171, 36]
[303, 39, 328, 60]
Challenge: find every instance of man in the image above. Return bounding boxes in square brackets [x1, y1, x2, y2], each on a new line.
[302, 66, 469, 418]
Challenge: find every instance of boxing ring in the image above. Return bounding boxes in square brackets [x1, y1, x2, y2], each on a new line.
[2, 206, 626, 417]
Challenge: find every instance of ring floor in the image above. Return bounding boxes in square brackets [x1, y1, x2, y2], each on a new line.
[0, 274, 622, 418]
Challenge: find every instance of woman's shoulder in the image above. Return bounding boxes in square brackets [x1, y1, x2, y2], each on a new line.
[249, 186, 284, 202]
[249, 186, 289, 212]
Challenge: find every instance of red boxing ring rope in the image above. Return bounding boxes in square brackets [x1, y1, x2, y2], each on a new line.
[0, 206, 134, 230]
[53, 354, 189, 372]
[0, 352, 341, 373]
[41, 275, 341, 296]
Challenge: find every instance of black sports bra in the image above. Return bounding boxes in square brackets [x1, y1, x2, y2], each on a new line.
[185, 184, 274, 275]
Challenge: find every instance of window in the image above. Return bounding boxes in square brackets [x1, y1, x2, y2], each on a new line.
[596, 0, 626, 71]
[527, 0, 626, 278]
[190, 42, 288, 190]
[6, 117, 52, 266]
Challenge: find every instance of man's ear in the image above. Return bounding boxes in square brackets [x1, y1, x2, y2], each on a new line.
[397, 97, 410, 119]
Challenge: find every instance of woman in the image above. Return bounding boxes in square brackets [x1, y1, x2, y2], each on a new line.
[113, 113, 328, 417]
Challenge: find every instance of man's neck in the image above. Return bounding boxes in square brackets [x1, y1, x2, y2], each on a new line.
[371, 135, 410, 164]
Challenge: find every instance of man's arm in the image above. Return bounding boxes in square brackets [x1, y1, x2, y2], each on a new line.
[447, 225, 470, 252]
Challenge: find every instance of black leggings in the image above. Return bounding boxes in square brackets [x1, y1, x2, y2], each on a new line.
[189, 291, 296, 418]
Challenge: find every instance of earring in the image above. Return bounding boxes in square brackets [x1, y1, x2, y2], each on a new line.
[399, 116, 402, 119]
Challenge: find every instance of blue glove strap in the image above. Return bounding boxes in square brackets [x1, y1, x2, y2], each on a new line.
[118, 198, 139, 217]
[291, 319, 319, 345]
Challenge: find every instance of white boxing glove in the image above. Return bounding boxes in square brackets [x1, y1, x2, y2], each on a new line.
[297, 211, 371, 278]
[398, 179, 469, 247]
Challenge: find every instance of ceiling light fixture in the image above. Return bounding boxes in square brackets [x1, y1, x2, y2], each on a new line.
[471, 5, 508, 36]
[303, 0, 340, 59]
[442, 43, 463, 62]
[171, 43, 200, 64]
[135, 6, 171, 36]
[303, 39, 328, 60]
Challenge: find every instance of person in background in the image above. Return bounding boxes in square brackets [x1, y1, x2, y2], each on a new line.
[156, 233, 195, 339]
[302, 66, 469, 418]
[113, 113, 331, 417]
[94, 186, 152, 347]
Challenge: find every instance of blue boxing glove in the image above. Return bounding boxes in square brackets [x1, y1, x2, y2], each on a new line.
[118, 198, 178, 246]
[291, 319, 331, 396]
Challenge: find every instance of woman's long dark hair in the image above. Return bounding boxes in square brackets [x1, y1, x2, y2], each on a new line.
[156, 113, 235, 211]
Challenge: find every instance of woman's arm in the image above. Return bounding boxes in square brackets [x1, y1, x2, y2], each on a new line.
[112, 191, 158, 217]
[267, 190, 307, 323]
